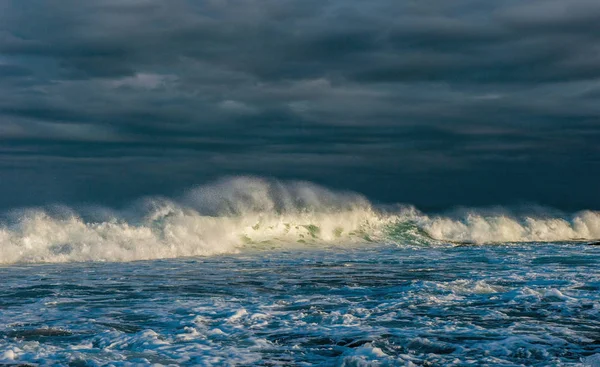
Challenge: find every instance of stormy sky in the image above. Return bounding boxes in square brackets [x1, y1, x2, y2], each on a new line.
[0, 0, 599, 211]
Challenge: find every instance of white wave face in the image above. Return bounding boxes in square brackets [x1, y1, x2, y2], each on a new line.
[0, 177, 392, 264]
[421, 210, 600, 243]
[0, 176, 599, 264]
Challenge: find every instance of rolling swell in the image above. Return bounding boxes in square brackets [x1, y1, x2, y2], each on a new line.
[0, 177, 599, 264]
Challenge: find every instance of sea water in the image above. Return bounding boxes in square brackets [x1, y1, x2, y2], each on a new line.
[2, 244, 600, 366]
[1, 178, 600, 366]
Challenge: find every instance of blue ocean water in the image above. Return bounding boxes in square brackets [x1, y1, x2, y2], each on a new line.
[1, 178, 600, 366]
[1, 243, 600, 366]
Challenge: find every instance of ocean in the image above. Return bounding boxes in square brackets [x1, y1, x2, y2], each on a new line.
[1, 178, 599, 366]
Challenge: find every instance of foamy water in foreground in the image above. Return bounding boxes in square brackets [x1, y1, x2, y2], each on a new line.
[1, 178, 600, 366]
[1, 244, 600, 366]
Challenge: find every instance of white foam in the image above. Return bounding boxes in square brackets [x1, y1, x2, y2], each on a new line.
[0, 177, 390, 264]
[340, 344, 400, 367]
[0, 176, 599, 264]
[1, 349, 15, 360]
[421, 211, 600, 243]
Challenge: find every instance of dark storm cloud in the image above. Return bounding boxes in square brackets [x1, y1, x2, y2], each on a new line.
[0, 0, 599, 210]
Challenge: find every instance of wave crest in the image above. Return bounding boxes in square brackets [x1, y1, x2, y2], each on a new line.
[0, 177, 599, 264]
[421, 210, 600, 243]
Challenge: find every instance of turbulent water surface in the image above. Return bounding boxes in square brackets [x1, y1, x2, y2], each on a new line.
[1, 178, 600, 366]
[2, 244, 600, 366]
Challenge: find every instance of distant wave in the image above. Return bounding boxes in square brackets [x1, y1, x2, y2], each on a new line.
[0, 177, 599, 264]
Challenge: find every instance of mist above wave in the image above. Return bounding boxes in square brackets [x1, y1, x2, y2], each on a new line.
[0, 176, 598, 264]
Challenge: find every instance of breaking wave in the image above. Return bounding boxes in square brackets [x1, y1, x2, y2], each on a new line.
[0, 177, 599, 264]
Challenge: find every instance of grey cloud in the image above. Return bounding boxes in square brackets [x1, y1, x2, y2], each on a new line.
[0, 0, 598, 210]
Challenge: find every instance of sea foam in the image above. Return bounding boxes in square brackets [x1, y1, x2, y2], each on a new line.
[0, 176, 599, 264]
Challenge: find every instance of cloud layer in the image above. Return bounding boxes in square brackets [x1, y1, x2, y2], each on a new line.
[0, 0, 599, 210]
